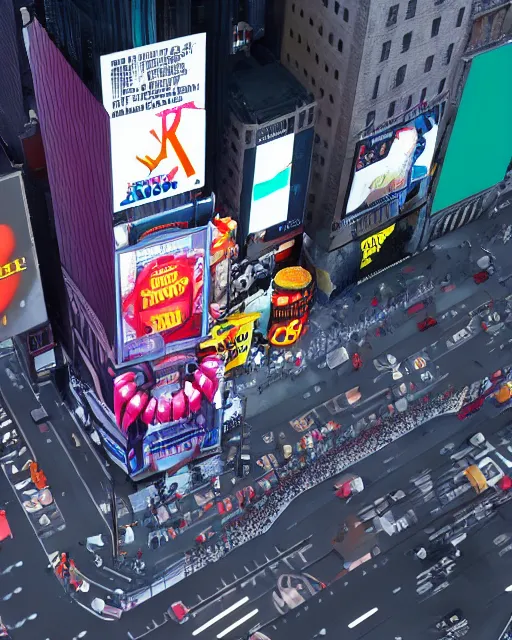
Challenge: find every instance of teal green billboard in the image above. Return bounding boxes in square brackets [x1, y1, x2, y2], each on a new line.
[432, 43, 512, 215]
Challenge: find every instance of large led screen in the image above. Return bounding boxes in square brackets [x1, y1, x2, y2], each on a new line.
[432, 43, 512, 214]
[0, 173, 48, 340]
[116, 226, 210, 364]
[249, 133, 294, 234]
[346, 106, 441, 215]
[100, 34, 206, 213]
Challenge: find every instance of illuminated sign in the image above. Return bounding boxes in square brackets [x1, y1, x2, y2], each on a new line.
[116, 226, 210, 364]
[200, 312, 260, 371]
[360, 224, 395, 269]
[268, 267, 314, 348]
[100, 34, 206, 213]
[0, 173, 48, 341]
[249, 134, 294, 235]
[346, 106, 441, 216]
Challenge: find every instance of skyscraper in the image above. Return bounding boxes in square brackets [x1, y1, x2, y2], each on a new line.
[280, 0, 475, 294]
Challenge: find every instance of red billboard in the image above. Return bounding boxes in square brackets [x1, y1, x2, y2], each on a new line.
[115, 226, 210, 364]
[0, 172, 47, 340]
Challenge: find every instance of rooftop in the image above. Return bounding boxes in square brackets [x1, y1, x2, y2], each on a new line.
[229, 57, 313, 125]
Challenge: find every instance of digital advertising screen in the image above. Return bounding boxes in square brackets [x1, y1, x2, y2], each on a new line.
[249, 133, 295, 235]
[0, 172, 48, 341]
[346, 106, 441, 216]
[115, 226, 210, 364]
[358, 210, 419, 278]
[432, 43, 512, 214]
[100, 34, 206, 213]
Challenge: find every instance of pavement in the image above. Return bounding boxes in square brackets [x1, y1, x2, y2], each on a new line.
[0, 205, 512, 639]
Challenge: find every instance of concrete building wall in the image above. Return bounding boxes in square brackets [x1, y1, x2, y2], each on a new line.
[281, 0, 474, 251]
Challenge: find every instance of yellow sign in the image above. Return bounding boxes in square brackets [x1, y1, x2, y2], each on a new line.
[360, 224, 395, 269]
[269, 319, 304, 347]
[201, 312, 260, 372]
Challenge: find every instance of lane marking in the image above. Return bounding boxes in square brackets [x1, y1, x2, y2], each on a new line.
[216, 609, 259, 639]
[348, 607, 378, 629]
[192, 597, 250, 636]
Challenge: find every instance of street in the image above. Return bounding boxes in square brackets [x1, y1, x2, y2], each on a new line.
[1, 208, 512, 640]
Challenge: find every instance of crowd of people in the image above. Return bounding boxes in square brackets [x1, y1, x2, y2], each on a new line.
[184, 387, 467, 573]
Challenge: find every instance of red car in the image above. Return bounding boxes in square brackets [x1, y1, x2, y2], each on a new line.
[417, 317, 437, 332]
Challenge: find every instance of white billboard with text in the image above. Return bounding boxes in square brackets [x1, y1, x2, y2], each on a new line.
[100, 34, 206, 213]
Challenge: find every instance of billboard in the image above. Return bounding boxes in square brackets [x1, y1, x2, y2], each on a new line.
[249, 133, 294, 234]
[432, 43, 512, 214]
[115, 226, 210, 364]
[346, 106, 441, 215]
[112, 352, 223, 477]
[358, 211, 419, 278]
[0, 172, 47, 341]
[100, 34, 206, 213]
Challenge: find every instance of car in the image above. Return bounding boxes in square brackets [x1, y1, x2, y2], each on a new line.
[418, 316, 438, 332]
[272, 573, 325, 615]
[334, 474, 364, 499]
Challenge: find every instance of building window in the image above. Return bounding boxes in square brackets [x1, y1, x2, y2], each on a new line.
[289, 28, 294, 38]
[334, 69, 339, 80]
[312, 77, 316, 86]
[402, 31, 412, 52]
[388, 101, 396, 118]
[406, 94, 413, 110]
[395, 64, 407, 86]
[303, 68, 308, 77]
[320, 156, 325, 166]
[310, 17, 314, 26]
[230, 141, 237, 153]
[292, 3, 295, 11]
[456, 7, 465, 27]
[307, 44, 311, 53]
[300, 8, 304, 17]
[329, 33, 334, 45]
[309, 194, 316, 203]
[318, 24, 323, 35]
[366, 111, 375, 127]
[406, 0, 417, 19]
[286, 53, 290, 62]
[387, 4, 399, 26]
[329, 94, 334, 103]
[334, 1, 340, 14]
[327, 116, 332, 127]
[323, 140, 328, 149]
[338, 38, 343, 53]
[322, 0, 328, 7]
[325, 63, 329, 73]
[380, 40, 392, 62]
[295, 59, 299, 68]
[438, 78, 446, 93]
[434, 0, 445, 4]
[228, 167, 234, 178]
[424, 55, 434, 72]
[343, 8, 349, 22]
[420, 87, 427, 102]
[245, 130, 252, 144]
[431, 17, 441, 37]
[315, 133, 320, 144]
[308, 107, 314, 124]
[445, 43, 454, 64]
[298, 34, 302, 43]
[231, 124, 240, 138]
[315, 53, 319, 64]
[320, 87, 325, 97]
[372, 75, 381, 99]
